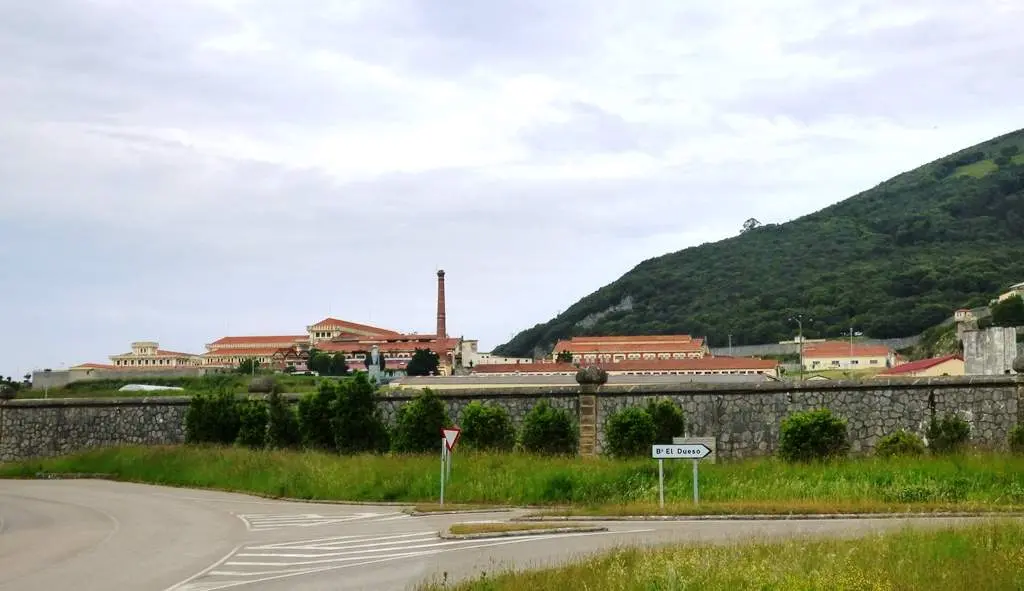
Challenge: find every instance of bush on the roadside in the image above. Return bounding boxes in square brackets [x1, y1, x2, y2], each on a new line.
[185, 390, 241, 444]
[333, 373, 389, 454]
[459, 401, 515, 451]
[1009, 424, 1024, 454]
[266, 391, 301, 449]
[297, 381, 339, 450]
[875, 429, 926, 458]
[778, 408, 849, 462]
[605, 406, 656, 457]
[519, 400, 577, 455]
[235, 399, 268, 448]
[926, 413, 971, 454]
[391, 389, 450, 453]
[646, 399, 686, 444]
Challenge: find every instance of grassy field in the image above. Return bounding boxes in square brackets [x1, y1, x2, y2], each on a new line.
[4, 445, 1024, 514]
[418, 520, 1024, 590]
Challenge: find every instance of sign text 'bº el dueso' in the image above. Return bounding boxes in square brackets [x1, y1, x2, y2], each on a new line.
[651, 444, 712, 459]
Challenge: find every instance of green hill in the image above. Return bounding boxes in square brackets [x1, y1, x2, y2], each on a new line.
[494, 128, 1024, 358]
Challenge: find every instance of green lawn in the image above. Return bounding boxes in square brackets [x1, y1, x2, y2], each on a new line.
[953, 155, 1024, 178]
[4, 446, 1024, 514]
[417, 520, 1024, 590]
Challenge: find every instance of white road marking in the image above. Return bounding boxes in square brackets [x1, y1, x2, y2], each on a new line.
[169, 528, 654, 590]
[234, 511, 410, 531]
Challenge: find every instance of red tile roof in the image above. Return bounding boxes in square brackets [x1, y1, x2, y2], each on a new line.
[202, 347, 293, 357]
[553, 335, 707, 354]
[207, 335, 308, 346]
[317, 337, 461, 354]
[878, 355, 962, 376]
[308, 317, 401, 336]
[802, 341, 892, 358]
[470, 357, 778, 374]
[156, 349, 198, 357]
[71, 363, 117, 370]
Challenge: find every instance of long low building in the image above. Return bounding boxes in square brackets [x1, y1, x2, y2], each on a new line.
[468, 356, 780, 378]
[388, 372, 778, 390]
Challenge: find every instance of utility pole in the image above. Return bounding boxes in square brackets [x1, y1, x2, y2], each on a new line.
[728, 334, 733, 356]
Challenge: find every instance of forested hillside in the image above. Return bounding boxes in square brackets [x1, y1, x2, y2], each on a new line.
[495, 128, 1024, 358]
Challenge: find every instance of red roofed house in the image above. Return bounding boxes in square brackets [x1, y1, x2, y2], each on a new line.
[552, 335, 710, 364]
[109, 341, 202, 369]
[471, 356, 779, 378]
[801, 341, 898, 371]
[876, 354, 964, 378]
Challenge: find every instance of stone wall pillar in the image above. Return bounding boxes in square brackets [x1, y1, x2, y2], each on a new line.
[575, 366, 609, 457]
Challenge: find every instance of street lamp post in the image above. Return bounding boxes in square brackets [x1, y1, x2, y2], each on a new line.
[789, 314, 811, 382]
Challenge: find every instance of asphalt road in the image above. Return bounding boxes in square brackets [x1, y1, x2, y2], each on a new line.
[0, 480, 993, 591]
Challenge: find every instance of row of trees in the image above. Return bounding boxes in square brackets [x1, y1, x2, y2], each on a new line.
[185, 373, 577, 454]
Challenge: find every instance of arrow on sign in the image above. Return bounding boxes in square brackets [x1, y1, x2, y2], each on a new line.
[441, 427, 461, 452]
[651, 443, 712, 459]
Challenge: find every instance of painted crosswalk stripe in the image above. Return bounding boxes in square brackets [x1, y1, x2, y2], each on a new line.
[167, 528, 651, 591]
[234, 511, 409, 531]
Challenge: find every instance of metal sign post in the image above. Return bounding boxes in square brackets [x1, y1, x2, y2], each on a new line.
[439, 427, 461, 507]
[439, 436, 447, 506]
[651, 443, 712, 509]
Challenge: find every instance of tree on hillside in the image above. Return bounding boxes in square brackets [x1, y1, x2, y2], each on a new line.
[741, 218, 762, 233]
[406, 348, 440, 376]
[555, 350, 574, 363]
[992, 295, 1024, 327]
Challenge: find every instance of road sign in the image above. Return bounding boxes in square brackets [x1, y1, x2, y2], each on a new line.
[442, 427, 461, 452]
[651, 443, 711, 459]
[653, 443, 712, 509]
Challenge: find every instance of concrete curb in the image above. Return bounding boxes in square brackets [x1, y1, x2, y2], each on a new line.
[439, 525, 608, 540]
[518, 511, 1024, 522]
[406, 508, 515, 516]
[34, 472, 115, 480]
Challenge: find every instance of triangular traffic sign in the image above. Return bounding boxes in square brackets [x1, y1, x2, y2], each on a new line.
[441, 427, 461, 452]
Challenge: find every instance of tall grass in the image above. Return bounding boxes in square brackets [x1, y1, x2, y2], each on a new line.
[4, 445, 1024, 512]
[418, 520, 1024, 590]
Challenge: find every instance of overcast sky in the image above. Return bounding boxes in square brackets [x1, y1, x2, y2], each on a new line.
[2, 0, 1023, 378]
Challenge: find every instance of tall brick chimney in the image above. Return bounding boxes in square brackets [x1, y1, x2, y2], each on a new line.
[436, 269, 447, 338]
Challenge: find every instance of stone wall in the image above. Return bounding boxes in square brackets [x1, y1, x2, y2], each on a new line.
[0, 397, 189, 462]
[1, 377, 1021, 463]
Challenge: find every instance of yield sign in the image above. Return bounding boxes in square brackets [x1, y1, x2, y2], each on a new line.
[441, 427, 461, 452]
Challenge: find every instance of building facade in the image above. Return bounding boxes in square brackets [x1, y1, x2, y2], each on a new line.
[877, 355, 964, 377]
[109, 341, 202, 369]
[800, 341, 897, 371]
[552, 335, 710, 363]
[471, 356, 779, 378]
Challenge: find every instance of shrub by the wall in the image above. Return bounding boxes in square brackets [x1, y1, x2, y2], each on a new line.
[1009, 424, 1024, 454]
[605, 406, 656, 457]
[459, 401, 515, 451]
[875, 429, 926, 458]
[297, 382, 339, 450]
[926, 413, 971, 454]
[391, 389, 450, 453]
[185, 390, 241, 444]
[646, 399, 686, 444]
[235, 399, 268, 448]
[520, 400, 577, 455]
[333, 373, 389, 454]
[266, 391, 301, 449]
[778, 408, 849, 462]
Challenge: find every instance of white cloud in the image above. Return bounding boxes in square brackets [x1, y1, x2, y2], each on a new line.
[1, 0, 1023, 378]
